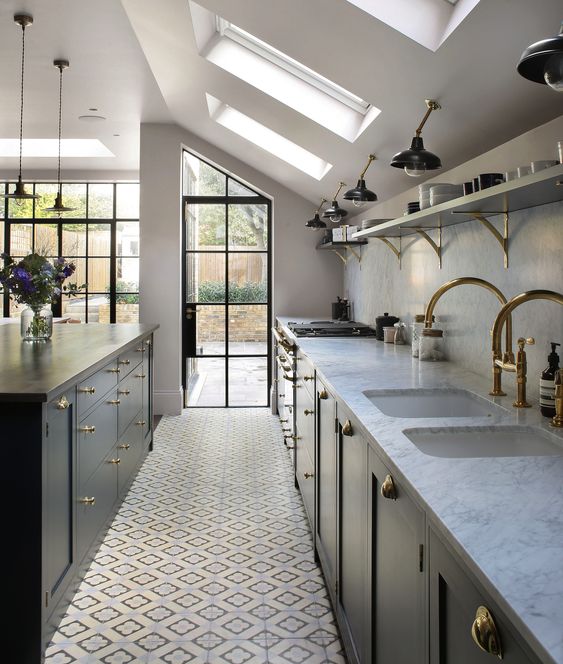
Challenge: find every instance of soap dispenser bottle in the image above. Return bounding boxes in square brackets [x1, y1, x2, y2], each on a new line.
[540, 342, 560, 417]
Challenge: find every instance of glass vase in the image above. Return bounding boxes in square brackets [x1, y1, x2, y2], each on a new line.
[21, 305, 53, 342]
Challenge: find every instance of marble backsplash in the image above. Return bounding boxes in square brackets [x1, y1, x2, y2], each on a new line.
[344, 200, 563, 404]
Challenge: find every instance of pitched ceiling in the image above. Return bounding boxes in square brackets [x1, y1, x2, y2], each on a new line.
[0, 0, 561, 208]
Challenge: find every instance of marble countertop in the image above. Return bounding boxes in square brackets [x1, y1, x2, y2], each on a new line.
[279, 317, 563, 664]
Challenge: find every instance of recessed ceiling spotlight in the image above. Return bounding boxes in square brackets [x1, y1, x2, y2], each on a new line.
[113, 133, 120, 137]
[89, 107, 98, 111]
[78, 114, 106, 122]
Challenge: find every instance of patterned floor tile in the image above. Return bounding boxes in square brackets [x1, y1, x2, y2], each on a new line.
[46, 409, 345, 664]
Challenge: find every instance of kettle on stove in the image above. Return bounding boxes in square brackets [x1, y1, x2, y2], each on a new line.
[375, 312, 399, 340]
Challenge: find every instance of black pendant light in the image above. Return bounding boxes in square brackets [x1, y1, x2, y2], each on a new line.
[343, 155, 377, 208]
[517, 22, 563, 92]
[3, 15, 39, 202]
[305, 198, 328, 230]
[44, 60, 76, 216]
[323, 182, 349, 223]
[390, 100, 442, 177]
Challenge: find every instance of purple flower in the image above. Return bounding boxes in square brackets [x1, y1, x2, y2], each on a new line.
[13, 266, 31, 281]
[63, 265, 74, 277]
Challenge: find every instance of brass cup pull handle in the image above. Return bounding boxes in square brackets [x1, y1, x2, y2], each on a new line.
[303, 472, 314, 479]
[136, 420, 147, 426]
[279, 418, 289, 423]
[380, 474, 398, 500]
[471, 606, 503, 659]
[303, 375, 314, 381]
[118, 390, 131, 396]
[304, 409, 314, 415]
[283, 434, 294, 440]
[136, 347, 146, 353]
[135, 373, 147, 379]
[79, 386, 96, 394]
[56, 395, 70, 410]
[79, 425, 96, 434]
[279, 394, 285, 398]
[283, 373, 295, 381]
[285, 445, 295, 450]
[119, 359, 131, 365]
[117, 443, 131, 450]
[342, 419, 353, 436]
[107, 399, 121, 405]
[282, 428, 291, 433]
[108, 367, 121, 374]
[319, 389, 328, 400]
[109, 458, 121, 464]
[79, 497, 95, 506]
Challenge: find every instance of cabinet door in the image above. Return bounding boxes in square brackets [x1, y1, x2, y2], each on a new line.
[429, 528, 540, 664]
[338, 412, 368, 664]
[118, 369, 143, 437]
[316, 381, 337, 597]
[295, 427, 315, 530]
[369, 449, 425, 664]
[117, 413, 144, 494]
[45, 392, 76, 613]
[139, 338, 153, 448]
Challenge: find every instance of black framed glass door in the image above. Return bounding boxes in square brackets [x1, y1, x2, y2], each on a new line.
[182, 151, 271, 407]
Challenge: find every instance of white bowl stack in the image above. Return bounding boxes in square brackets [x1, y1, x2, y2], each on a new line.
[429, 183, 464, 207]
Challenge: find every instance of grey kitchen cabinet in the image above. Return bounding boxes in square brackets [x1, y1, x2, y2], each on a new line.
[315, 378, 338, 601]
[337, 407, 369, 664]
[429, 527, 541, 664]
[368, 448, 426, 664]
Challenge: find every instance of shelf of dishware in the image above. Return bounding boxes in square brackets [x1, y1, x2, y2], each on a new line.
[352, 163, 563, 239]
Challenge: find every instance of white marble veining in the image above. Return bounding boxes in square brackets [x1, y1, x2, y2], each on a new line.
[279, 318, 563, 664]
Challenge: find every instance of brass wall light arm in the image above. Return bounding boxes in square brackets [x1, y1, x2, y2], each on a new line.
[332, 182, 346, 200]
[359, 154, 376, 179]
[415, 100, 441, 137]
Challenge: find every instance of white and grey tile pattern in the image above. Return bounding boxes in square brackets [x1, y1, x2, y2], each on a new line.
[45, 409, 346, 663]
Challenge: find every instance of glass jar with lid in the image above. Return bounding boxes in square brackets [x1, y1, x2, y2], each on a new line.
[419, 327, 445, 361]
[411, 314, 426, 357]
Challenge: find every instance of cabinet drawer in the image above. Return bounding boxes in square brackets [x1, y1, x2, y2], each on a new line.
[77, 360, 120, 418]
[296, 350, 315, 398]
[118, 370, 143, 436]
[117, 413, 144, 494]
[78, 392, 118, 486]
[295, 434, 315, 531]
[117, 344, 144, 378]
[295, 383, 315, 462]
[77, 446, 119, 563]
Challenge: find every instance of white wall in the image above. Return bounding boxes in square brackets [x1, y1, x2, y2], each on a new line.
[139, 123, 342, 415]
[344, 116, 563, 404]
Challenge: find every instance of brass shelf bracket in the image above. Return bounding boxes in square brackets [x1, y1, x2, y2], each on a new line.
[412, 226, 442, 269]
[453, 211, 509, 268]
[329, 245, 362, 264]
[376, 237, 401, 268]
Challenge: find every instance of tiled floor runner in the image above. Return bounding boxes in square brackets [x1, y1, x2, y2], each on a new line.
[46, 408, 346, 663]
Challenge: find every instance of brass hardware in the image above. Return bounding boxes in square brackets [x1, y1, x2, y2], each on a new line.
[282, 428, 291, 433]
[551, 369, 563, 428]
[145, 339, 151, 346]
[272, 327, 294, 354]
[79, 497, 95, 505]
[510, 337, 535, 408]
[412, 227, 442, 269]
[119, 359, 131, 365]
[304, 409, 314, 416]
[303, 375, 314, 381]
[342, 419, 353, 436]
[108, 367, 120, 374]
[117, 443, 131, 450]
[303, 472, 314, 479]
[319, 389, 328, 400]
[136, 347, 146, 353]
[118, 389, 131, 396]
[135, 373, 147, 379]
[377, 237, 401, 264]
[279, 393, 285, 398]
[471, 606, 503, 659]
[136, 420, 147, 426]
[79, 425, 96, 434]
[285, 445, 295, 450]
[185, 306, 200, 320]
[109, 458, 121, 464]
[454, 211, 509, 269]
[56, 395, 70, 410]
[107, 399, 121, 405]
[381, 474, 398, 500]
[283, 373, 295, 382]
[78, 386, 95, 394]
[283, 434, 294, 440]
[279, 418, 289, 423]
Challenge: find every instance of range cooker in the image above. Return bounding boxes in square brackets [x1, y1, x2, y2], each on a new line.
[287, 320, 376, 337]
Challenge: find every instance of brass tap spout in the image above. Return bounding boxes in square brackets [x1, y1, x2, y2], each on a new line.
[491, 290, 563, 406]
[424, 278, 514, 394]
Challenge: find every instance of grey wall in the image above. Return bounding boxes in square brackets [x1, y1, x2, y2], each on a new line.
[139, 122, 342, 414]
[344, 116, 563, 404]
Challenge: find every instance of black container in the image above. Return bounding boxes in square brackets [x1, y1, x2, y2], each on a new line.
[332, 298, 350, 321]
[375, 312, 399, 340]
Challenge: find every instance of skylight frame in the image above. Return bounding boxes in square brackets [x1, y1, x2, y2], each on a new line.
[0, 138, 114, 158]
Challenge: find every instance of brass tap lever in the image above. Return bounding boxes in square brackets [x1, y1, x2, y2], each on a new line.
[513, 337, 534, 408]
[552, 369, 563, 428]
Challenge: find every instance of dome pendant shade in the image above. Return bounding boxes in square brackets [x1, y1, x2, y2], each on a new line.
[322, 200, 348, 222]
[305, 213, 327, 230]
[343, 179, 377, 204]
[390, 136, 442, 173]
[517, 23, 563, 92]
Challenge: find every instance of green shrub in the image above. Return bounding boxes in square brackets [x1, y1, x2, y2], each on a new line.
[198, 280, 267, 303]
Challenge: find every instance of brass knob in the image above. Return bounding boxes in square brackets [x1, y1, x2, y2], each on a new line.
[304, 409, 314, 415]
[342, 419, 353, 436]
[319, 389, 328, 400]
[136, 420, 147, 426]
[79, 497, 95, 505]
[135, 373, 147, 379]
[118, 389, 131, 396]
[79, 425, 96, 434]
[56, 395, 70, 410]
[107, 399, 121, 406]
[79, 386, 95, 394]
[517, 336, 535, 351]
[381, 474, 398, 500]
[109, 458, 121, 464]
[117, 443, 131, 450]
[303, 472, 314, 479]
[119, 359, 131, 365]
[303, 375, 314, 381]
[108, 367, 121, 374]
[471, 606, 502, 659]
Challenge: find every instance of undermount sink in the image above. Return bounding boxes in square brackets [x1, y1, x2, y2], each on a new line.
[402, 426, 563, 458]
[363, 388, 507, 418]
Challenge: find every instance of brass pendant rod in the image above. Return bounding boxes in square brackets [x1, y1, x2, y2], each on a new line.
[315, 198, 327, 215]
[331, 181, 347, 200]
[359, 154, 376, 179]
[415, 100, 441, 137]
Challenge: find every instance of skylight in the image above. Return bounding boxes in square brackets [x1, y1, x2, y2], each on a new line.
[206, 94, 332, 180]
[0, 139, 114, 158]
[189, 1, 381, 142]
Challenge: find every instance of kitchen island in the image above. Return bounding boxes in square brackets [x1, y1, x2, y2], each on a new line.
[0, 323, 157, 664]
[277, 317, 563, 664]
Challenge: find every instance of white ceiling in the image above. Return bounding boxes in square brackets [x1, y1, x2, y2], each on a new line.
[0, 0, 561, 208]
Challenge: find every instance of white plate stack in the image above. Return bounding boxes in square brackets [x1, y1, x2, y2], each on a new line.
[429, 183, 464, 207]
[361, 218, 392, 230]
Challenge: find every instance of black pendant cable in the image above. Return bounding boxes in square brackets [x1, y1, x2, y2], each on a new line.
[3, 15, 39, 202]
[305, 198, 328, 230]
[45, 60, 76, 216]
[323, 182, 348, 223]
[390, 100, 442, 177]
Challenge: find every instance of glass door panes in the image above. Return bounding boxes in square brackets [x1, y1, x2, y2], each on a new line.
[183, 151, 271, 408]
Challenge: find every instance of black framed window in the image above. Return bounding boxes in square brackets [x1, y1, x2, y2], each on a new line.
[1, 182, 139, 323]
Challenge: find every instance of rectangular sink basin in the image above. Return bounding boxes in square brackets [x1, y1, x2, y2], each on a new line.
[363, 388, 507, 418]
[402, 426, 563, 458]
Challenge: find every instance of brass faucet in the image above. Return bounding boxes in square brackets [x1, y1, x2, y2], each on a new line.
[491, 290, 563, 407]
[424, 277, 514, 394]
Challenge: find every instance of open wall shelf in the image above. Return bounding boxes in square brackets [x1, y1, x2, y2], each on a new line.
[316, 240, 368, 264]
